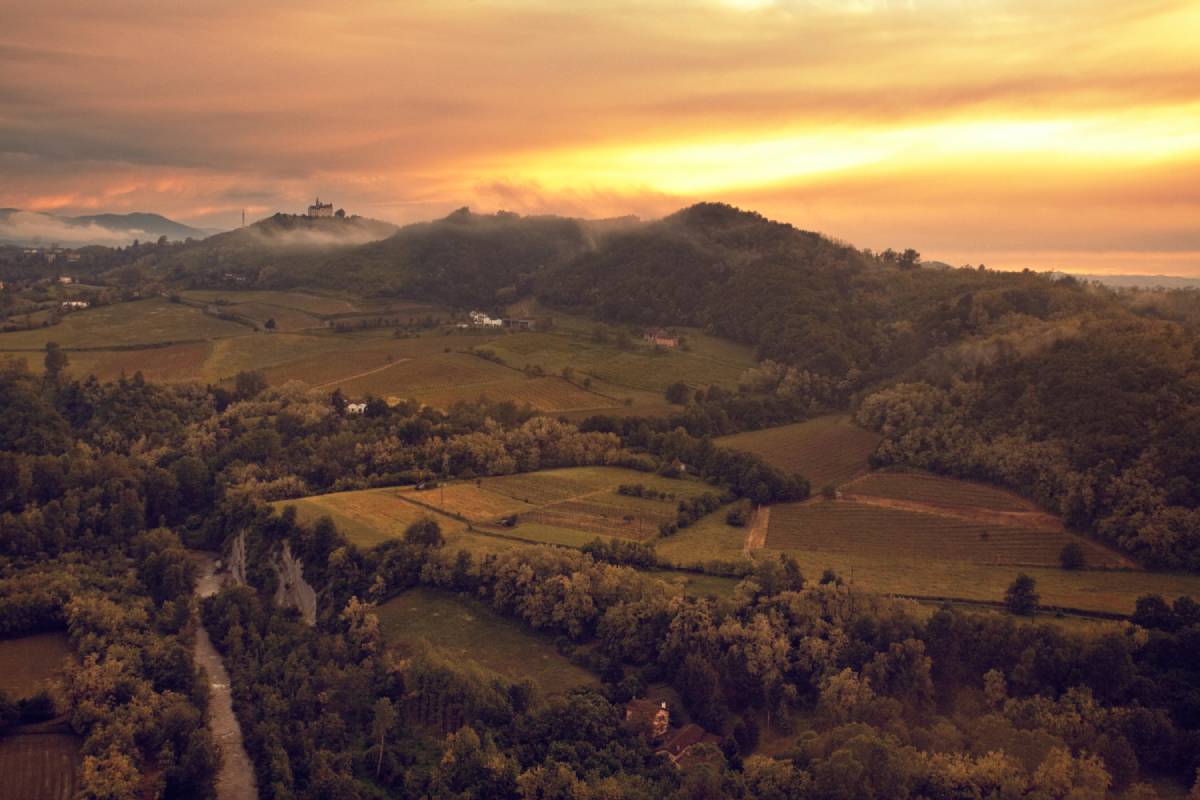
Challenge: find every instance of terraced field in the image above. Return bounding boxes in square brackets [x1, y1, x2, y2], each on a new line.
[377, 588, 599, 695]
[765, 499, 1127, 568]
[277, 467, 707, 551]
[717, 415, 882, 487]
[0, 734, 82, 800]
[844, 469, 1037, 512]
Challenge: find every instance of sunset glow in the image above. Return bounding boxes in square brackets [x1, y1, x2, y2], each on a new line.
[2, 0, 1199, 274]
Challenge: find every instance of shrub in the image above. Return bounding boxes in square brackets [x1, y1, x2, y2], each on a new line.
[1059, 542, 1086, 570]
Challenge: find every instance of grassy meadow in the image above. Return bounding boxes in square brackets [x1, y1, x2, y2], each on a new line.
[2, 294, 750, 417]
[0, 632, 72, 699]
[376, 588, 598, 695]
[0, 296, 248, 349]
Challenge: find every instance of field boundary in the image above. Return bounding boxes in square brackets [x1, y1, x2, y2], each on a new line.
[0, 338, 213, 353]
[890, 593, 1129, 621]
[839, 492, 1064, 532]
[744, 506, 769, 553]
[314, 357, 413, 390]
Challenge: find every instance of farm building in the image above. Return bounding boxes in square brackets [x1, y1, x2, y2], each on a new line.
[659, 724, 722, 766]
[61, 300, 90, 310]
[502, 318, 536, 331]
[346, 402, 367, 415]
[469, 310, 503, 328]
[644, 328, 679, 348]
[625, 699, 670, 739]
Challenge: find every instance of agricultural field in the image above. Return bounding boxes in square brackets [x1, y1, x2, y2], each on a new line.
[655, 507, 750, 567]
[415, 375, 621, 413]
[376, 588, 599, 695]
[483, 325, 755, 394]
[179, 289, 364, 316]
[843, 469, 1038, 512]
[65, 341, 213, 383]
[276, 489, 468, 549]
[0, 294, 756, 418]
[0, 296, 248, 350]
[431, 467, 710, 540]
[0, 734, 82, 800]
[764, 499, 1127, 569]
[717, 415, 882, 488]
[0, 632, 71, 699]
[769, 547, 1200, 617]
[277, 467, 709, 552]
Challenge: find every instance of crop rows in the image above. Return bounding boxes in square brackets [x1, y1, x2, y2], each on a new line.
[766, 500, 1124, 568]
[846, 470, 1035, 512]
[717, 415, 882, 488]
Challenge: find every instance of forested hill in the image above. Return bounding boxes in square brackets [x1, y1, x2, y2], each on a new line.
[146, 202, 1105, 378]
[137, 212, 399, 282]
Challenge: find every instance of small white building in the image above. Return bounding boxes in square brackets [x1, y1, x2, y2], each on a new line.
[58, 276, 74, 284]
[346, 402, 368, 415]
[61, 300, 90, 310]
[469, 310, 503, 328]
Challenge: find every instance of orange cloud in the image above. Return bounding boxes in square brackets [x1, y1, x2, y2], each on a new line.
[0, 0, 1197, 274]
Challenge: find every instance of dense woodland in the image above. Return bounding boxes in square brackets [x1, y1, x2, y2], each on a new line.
[5, 202, 1200, 797]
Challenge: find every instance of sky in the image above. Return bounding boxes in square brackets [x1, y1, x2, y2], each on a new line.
[1, 0, 1198, 275]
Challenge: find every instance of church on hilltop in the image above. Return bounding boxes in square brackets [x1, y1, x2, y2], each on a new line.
[307, 197, 334, 218]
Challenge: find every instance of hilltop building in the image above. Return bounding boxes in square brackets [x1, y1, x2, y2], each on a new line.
[307, 197, 334, 218]
[644, 328, 679, 348]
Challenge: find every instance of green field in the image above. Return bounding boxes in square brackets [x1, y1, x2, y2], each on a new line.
[844, 469, 1037, 512]
[277, 489, 468, 548]
[432, 467, 709, 542]
[0, 632, 71, 699]
[278, 467, 709, 552]
[179, 289, 365, 316]
[0, 296, 248, 349]
[717, 415, 882, 487]
[766, 499, 1127, 568]
[771, 548, 1200, 617]
[0, 734, 81, 800]
[655, 507, 750, 566]
[484, 326, 756, 394]
[1, 294, 756, 418]
[376, 588, 598, 695]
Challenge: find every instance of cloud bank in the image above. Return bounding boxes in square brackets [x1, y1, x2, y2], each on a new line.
[1, 0, 1198, 274]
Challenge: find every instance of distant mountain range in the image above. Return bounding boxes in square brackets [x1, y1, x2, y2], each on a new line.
[1056, 272, 1200, 290]
[0, 208, 216, 247]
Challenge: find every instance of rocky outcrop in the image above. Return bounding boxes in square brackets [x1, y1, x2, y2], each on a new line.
[274, 540, 317, 626]
[225, 531, 317, 626]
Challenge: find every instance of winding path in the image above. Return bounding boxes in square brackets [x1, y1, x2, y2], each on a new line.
[193, 555, 259, 800]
